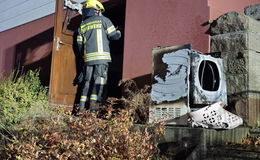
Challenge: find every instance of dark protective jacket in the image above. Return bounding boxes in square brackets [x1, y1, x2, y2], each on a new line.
[77, 15, 121, 65]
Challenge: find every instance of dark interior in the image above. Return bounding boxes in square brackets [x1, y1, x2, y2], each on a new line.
[66, 0, 126, 100]
[198, 60, 220, 91]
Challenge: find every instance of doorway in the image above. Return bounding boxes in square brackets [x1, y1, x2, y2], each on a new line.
[49, 0, 126, 106]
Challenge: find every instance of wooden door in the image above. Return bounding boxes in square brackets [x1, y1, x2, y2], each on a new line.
[49, 0, 80, 106]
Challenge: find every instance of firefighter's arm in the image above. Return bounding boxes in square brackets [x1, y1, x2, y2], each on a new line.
[76, 30, 84, 52]
[104, 18, 121, 40]
[108, 29, 121, 40]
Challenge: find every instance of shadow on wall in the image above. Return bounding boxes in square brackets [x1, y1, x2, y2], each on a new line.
[14, 28, 54, 86]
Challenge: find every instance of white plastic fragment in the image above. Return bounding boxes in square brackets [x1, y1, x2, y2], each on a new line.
[188, 102, 243, 129]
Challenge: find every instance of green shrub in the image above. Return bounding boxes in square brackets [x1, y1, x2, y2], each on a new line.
[0, 70, 49, 126]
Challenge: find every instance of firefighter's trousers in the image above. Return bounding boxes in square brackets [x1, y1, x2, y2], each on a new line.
[79, 64, 108, 110]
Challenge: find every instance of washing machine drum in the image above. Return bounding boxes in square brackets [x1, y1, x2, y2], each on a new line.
[190, 51, 227, 105]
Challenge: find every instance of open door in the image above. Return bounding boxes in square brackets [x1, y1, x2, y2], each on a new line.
[50, 0, 125, 106]
[50, 0, 81, 106]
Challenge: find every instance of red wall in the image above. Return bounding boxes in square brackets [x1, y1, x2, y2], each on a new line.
[122, 0, 260, 86]
[122, 0, 210, 84]
[0, 15, 54, 84]
[1, 0, 259, 88]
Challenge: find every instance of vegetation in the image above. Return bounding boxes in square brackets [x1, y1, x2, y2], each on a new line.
[0, 70, 49, 126]
[0, 70, 166, 159]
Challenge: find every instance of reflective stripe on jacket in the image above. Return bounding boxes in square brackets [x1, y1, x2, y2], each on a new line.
[77, 15, 117, 65]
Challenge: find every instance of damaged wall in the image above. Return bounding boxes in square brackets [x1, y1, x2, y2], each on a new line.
[210, 8, 260, 125]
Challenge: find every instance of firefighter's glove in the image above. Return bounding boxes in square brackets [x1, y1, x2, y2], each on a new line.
[116, 30, 121, 37]
[73, 72, 84, 85]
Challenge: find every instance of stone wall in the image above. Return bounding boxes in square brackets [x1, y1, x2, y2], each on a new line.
[210, 5, 260, 126]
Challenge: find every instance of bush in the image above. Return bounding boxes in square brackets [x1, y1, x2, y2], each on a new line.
[120, 80, 152, 124]
[0, 72, 166, 159]
[2, 108, 165, 160]
[0, 70, 49, 126]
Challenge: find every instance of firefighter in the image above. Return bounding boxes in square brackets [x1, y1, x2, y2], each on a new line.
[77, 0, 121, 112]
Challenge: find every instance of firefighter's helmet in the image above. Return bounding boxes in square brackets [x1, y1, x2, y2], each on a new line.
[85, 0, 105, 12]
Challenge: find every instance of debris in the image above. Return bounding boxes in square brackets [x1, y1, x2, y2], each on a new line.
[64, 0, 83, 14]
[151, 45, 227, 106]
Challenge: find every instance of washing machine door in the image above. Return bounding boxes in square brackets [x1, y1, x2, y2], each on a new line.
[190, 50, 227, 105]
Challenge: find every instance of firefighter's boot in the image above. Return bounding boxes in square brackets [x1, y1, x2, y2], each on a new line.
[89, 101, 100, 112]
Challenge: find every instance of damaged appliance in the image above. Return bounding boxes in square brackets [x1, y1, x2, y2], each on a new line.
[190, 50, 227, 109]
[149, 44, 227, 124]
